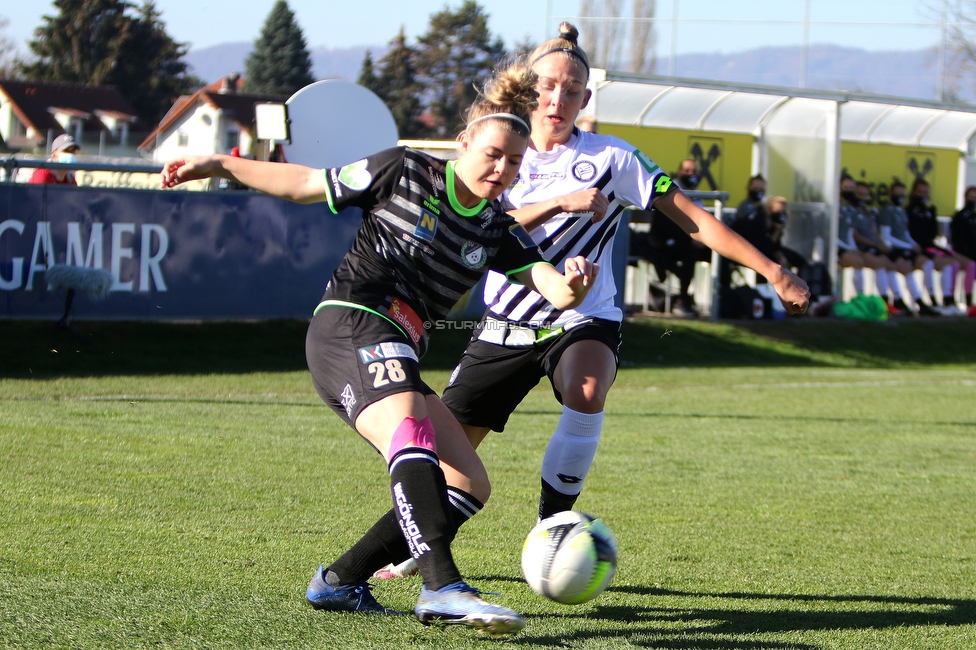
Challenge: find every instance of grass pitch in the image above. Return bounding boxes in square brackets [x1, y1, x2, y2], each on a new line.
[1, 317, 975, 649]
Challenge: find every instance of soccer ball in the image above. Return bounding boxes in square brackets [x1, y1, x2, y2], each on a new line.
[521, 511, 618, 604]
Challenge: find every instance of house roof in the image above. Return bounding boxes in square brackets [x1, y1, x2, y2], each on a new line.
[139, 76, 287, 151]
[0, 80, 143, 138]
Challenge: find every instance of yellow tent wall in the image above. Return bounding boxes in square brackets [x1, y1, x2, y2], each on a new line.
[841, 142, 961, 214]
[598, 124, 755, 206]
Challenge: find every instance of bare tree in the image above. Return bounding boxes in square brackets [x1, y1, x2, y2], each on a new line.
[0, 16, 21, 79]
[630, 0, 657, 74]
[579, 0, 656, 73]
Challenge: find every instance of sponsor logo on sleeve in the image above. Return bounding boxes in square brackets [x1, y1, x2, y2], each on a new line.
[508, 223, 537, 249]
[655, 175, 674, 195]
[337, 158, 372, 191]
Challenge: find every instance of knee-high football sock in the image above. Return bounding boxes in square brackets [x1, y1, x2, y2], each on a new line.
[923, 260, 935, 294]
[853, 268, 864, 294]
[874, 267, 889, 297]
[887, 270, 902, 300]
[942, 263, 959, 305]
[539, 406, 604, 520]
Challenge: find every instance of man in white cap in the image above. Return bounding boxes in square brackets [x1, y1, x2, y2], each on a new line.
[29, 133, 80, 185]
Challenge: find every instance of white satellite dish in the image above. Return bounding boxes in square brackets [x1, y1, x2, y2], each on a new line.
[281, 80, 398, 169]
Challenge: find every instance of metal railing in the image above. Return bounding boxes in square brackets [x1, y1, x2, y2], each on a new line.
[1, 156, 163, 182]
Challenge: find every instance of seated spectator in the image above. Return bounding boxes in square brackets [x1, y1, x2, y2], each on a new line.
[906, 177, 975, 312]
[852, 180, 936, 315]
[836, 175, 898, 310]
[878, 179, 941, 315]
[29, 134, 79, 185]
[949, 185, 976, 307]
[629, 158, 711, 317]
[722, 174, 779, 287]
[766, 195, 809, 275]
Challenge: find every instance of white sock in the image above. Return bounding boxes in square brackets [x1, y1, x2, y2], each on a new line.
[887, 270, 902, 299]
[853, 269, 864, 294]
[943, 266, 955, 301]
[541, 406, 604, 497]
[875, 268, 889, 296]
[923, 260, 935, 293]
[906, 272, 922, 301]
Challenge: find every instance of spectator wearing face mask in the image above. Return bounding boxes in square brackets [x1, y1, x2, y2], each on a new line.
[851, 181, 934, 315]
[29, 134, 80, 185]
[765, 196, 808, 274]
[907, 177, 974, 312]
[629, 158, 713, 316]
[722, 174, 781, 286]
[878, 179, 942, 314]
[949, 185, 976, 308]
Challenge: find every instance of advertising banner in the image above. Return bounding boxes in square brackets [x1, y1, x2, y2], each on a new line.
[0, 184, 361, 320]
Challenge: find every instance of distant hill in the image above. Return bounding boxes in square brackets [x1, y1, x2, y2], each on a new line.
[184, 42, 383, 85]
[184, 42, 976, 104]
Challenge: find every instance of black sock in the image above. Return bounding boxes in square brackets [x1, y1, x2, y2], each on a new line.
[325, 510, 406, 585]
[389, 448, 462, 591]
[944, 295, 955, 307]
[539, 478, 580, 521]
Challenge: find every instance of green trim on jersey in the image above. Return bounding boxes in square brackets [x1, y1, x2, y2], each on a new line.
[322, 169, 339, 215]
[504, 260, 552, 282]
[446, 160, 487, 217]
[633, 148, 660, 175]
[312, 299, 410, 341]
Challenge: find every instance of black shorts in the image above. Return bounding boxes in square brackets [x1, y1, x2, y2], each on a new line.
[441, 316, 622, 433]
[857, 245, 882, 256]
[306, 305, 434, 429]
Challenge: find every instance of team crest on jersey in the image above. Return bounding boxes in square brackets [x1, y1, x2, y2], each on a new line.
[461, 241, 487, 269]
[572, 160, 597, 182]
[337, 158, 372, 191]
[415, 210, 438, 242]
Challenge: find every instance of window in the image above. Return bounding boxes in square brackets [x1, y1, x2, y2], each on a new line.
[177, 131, 189, 147]
[225, 129, 239, 151]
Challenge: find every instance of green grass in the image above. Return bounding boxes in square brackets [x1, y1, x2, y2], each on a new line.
[2, 318, 976, 648]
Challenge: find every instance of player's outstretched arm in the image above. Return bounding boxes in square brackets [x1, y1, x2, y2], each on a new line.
[160, 154, 327, 204]
[508, 189, 609, 231]
[656, 190, 811, 315]
[515, 256, 599, 310]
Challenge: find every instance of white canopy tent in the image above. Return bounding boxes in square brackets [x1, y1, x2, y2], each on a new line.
[587, 70, 976, 304]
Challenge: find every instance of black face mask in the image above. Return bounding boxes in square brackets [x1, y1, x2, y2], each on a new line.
[680, 174, 699, 189]
[749, 188, 764, 201]
[841, 190, 857, 202]
[891, 195, 905, 206]
[966, 200, 976, 210]
[770, 210, 787, 224]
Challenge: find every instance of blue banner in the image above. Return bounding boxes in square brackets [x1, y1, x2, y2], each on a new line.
[0, 184, 361, 320]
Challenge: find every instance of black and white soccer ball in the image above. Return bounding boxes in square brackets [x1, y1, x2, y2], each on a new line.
[521, 511, 618, 604]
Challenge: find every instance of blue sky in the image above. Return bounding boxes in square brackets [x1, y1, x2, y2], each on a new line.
[3, 0, 944, 56]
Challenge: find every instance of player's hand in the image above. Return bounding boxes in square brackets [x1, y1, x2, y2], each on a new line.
[564, 256, 599, 295]
[160, 156, 220, 188]
[771, 267, 810, 315]
[558, 189, 609, 223]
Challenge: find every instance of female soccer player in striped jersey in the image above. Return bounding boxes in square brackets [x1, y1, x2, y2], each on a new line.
[161, 59, 598, 637]
[376, 24, 810, 583]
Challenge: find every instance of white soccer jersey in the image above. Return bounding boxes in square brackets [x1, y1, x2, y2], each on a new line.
[483, 129, 676, 328]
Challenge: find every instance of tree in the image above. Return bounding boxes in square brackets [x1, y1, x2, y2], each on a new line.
[244, 0, 314, 96]
[357, 49, 382, 96]
[21, 0, 198, 125]
[414, 0, 505, 138]
[372, 28, 425, 139]
[0, 16, 21, 79]
[580, 0, 658, 73]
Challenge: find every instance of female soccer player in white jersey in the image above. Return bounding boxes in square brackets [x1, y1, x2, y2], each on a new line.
[160, 60, 598, 637]
[373, 23, 810, 583]
[438, 22, 810, 521]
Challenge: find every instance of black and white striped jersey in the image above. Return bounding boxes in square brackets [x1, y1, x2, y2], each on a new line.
[484, 130, 676, 328]
[320, 147, 546, 326]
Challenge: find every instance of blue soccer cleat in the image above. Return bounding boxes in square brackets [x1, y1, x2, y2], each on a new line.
[414, 581, 525, 637]
[306, 566, 401, 615]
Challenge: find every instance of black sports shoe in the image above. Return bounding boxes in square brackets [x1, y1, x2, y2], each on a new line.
[916, 301, 941, 317]
[306, 566, 402, 614]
